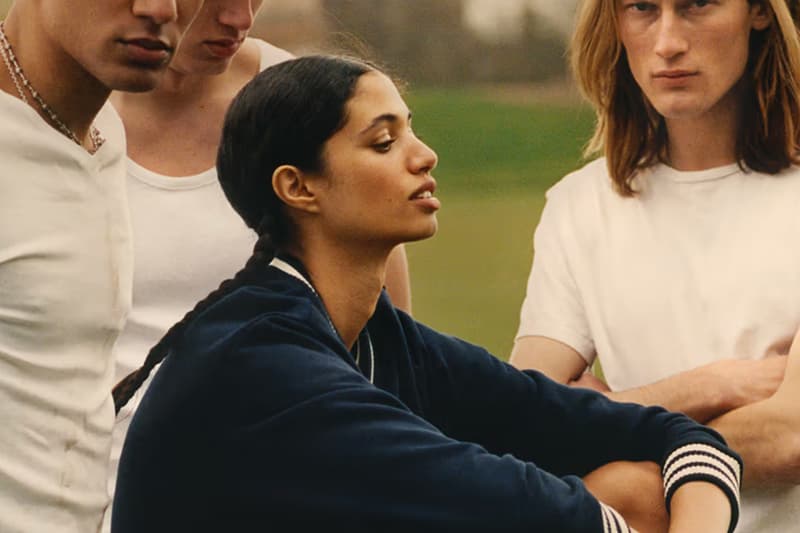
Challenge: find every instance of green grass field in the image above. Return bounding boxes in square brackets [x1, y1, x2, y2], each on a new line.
[403, 87, 594, 359]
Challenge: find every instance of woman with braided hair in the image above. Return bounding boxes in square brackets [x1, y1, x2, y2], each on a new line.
[104, 4, 415, 529]
[112, 55, 741, 532]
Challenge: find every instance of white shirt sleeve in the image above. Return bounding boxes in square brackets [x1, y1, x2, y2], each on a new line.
[515, 183, 596, 364]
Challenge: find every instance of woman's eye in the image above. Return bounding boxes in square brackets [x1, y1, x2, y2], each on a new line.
[373, 140, 395, 153]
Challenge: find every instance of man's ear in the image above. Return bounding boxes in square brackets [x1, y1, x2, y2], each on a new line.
[272, 165, 321, 214]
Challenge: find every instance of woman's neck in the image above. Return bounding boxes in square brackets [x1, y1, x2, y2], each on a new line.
[290, 242, 389, 350]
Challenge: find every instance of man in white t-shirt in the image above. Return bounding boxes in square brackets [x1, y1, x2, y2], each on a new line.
[511, 1, 800, 531]
[0, 1, 202, 531]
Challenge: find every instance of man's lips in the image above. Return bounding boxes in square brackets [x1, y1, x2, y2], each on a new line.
[653, 70, 698, 79]
[204, 39, 243, 58]
[652, 70, 698, 89]
[120, 38, 172, 66]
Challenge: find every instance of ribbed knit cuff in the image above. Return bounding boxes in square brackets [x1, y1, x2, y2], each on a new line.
[662, 443, 742, 533]
[599, 502, 632, 533]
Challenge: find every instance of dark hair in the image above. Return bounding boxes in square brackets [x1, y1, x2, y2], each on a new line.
[218, 55, 374, 247]
[113, 55, 375, 412]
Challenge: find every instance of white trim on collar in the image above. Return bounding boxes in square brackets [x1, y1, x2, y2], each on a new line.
[269, 256, 375, 384]
[269, 257, 314, 292]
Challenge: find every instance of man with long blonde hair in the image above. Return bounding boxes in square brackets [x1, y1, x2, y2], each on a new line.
[512, 0, 800, 530]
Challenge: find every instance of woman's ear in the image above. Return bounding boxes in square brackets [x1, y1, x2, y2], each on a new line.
[272, 165, 321, 213]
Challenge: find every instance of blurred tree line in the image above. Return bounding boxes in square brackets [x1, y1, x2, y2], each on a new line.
[0, 0, 568, 86]
[320, 0, 568, 85]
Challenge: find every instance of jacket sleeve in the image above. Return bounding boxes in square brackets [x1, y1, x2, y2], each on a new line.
[412, 321, 742, 531]
[214, 333, 630, 532]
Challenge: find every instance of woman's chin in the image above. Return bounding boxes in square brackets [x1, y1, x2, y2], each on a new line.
[379, 217, 439, 248]
[408, 218, 438, 242]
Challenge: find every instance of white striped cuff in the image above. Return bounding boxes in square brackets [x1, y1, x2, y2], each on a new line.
[662, 443, 742, 533]
[600, 502, 632, 533]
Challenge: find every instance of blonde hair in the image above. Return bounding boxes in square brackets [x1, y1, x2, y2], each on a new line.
[571, 0, 800, 196]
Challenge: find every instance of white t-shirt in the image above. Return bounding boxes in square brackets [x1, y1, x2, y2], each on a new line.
[0, 92, 131, 532]
[103, 38, 292, 530]
[517, 158, 800, 532]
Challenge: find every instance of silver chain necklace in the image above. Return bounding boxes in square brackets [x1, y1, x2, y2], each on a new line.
[0, 22, 104, 153]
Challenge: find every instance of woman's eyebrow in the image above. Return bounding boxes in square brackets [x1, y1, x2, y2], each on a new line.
[359, 112, 412, 135]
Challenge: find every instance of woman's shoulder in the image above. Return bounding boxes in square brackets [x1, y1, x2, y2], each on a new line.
[152, 272, 361, 406]
[176, 273, 326, 363]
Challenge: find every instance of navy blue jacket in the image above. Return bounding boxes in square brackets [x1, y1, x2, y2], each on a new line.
[113, 258, 741, 532]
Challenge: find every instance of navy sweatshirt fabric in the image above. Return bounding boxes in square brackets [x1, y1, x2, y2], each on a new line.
[113, 258, 741, 532]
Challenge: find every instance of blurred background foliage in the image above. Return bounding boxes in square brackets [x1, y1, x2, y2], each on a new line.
[403, 88, 592, 357]
[0, 0, 593, 358]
